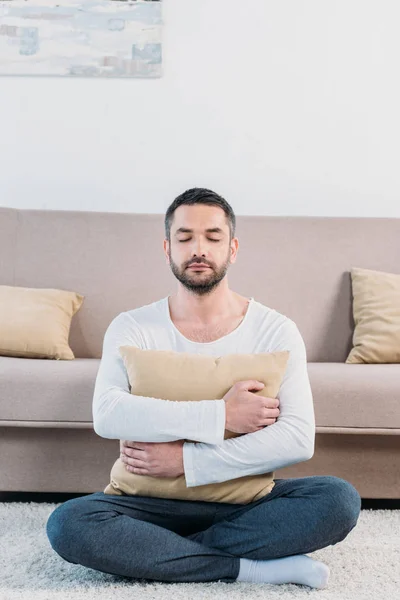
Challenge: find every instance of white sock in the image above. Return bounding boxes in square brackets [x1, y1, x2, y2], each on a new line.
[236, 554, 330, 588]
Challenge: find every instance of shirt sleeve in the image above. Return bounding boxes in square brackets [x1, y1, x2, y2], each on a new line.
[182, 318, 315, 487]
[92, 312, 226, 444]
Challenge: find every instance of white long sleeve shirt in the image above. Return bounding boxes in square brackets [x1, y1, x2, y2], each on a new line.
[92, 295, 315, 487]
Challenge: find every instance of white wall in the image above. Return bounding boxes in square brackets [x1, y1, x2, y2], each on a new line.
[1, 0, 400, 217]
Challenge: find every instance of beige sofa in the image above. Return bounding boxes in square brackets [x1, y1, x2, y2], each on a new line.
[1, 206, 399, 499]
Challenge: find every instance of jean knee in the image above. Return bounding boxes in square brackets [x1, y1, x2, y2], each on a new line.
[46, 500, 79, 556]
[324, 476, 362, 528]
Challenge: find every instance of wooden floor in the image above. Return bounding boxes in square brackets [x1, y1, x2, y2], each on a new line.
[0, 491, 399, 509]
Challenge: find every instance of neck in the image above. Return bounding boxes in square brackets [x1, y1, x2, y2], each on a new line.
[169, 288, 239, 325]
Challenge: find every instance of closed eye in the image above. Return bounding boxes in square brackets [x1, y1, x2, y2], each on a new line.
[179, 239, 220, 243]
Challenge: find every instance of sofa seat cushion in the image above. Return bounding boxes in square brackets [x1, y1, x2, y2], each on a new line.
[0, 356, 99, 424]
[308, 363, 400, 429]
[1, 357, 398, 431]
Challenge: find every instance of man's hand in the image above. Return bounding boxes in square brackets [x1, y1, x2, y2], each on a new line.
[120, 439, 185, 477]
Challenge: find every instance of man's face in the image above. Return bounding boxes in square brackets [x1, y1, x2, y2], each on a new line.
[164, 204, 237, 297]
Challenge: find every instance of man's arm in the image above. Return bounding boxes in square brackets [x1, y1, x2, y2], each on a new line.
[182, 319, 315, 487]
[92, 312, 226, 444]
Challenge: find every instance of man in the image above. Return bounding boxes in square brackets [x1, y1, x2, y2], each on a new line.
[46, 187, 361, 589]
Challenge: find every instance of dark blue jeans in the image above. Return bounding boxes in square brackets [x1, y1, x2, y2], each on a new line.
[46, 475, 361, 584]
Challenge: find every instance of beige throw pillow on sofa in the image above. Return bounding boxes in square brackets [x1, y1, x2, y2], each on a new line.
[346, 267, 400, 364]
[0, 285, 84, 360]
[103, 346, 290, 504]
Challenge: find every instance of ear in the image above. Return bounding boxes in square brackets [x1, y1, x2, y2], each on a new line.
[230, 237, 239, 263]
[163, 239, 171, 263]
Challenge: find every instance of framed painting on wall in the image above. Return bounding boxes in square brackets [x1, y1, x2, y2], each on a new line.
[0, 0, 162, 78]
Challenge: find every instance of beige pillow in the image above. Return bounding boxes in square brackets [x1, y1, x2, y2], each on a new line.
[0, 285, 84, 360]
[103, 346, 290, 504]
[346, 267, 400, 364]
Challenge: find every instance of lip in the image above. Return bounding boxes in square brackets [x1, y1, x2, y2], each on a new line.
[188, 265, 210, 269]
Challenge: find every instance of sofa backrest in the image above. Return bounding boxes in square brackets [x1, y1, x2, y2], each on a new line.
[1, 206, 399, 361]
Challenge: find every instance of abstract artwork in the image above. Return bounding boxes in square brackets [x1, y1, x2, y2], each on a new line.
[0, 0, 162, 78]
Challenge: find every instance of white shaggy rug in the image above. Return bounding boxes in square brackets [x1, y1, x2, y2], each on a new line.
[0, 502, 399, 600]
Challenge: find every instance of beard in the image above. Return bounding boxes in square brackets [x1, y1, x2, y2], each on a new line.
[168, 251, 231, 297]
